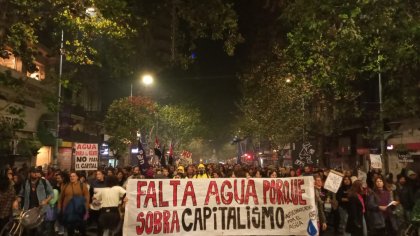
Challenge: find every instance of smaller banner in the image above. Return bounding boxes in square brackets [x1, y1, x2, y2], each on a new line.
[74, 143, 98, 171]
[370, 154, 382, 169]
[323, 170, 344, 193]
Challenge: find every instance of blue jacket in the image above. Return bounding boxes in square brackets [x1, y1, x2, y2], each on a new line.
[19, 178, 54, 211]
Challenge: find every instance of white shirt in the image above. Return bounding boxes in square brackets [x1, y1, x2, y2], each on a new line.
[96, 186, 126, 208]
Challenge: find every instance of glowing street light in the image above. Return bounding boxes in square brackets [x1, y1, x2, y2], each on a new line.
[142, 74, 154, 86]
[130, 74, 154, 97]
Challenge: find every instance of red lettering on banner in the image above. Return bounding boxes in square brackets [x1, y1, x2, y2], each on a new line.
[291, 179, 299, 205]
[234, 179, 245, 204]
[298, 179, 307, 205]
[261, 178, 307, 205]
[277, 180, 284, 204]
[163, 210, 170, 233]
[270, 180, 277, 204]
[136, 210, 179, 234]
[170, 180, 180, 206]
[137, 181, 147, 208]
[283, 180, 290, 204]
[182, 181, 197, 206]
[136, 212, 145, 234]
[204, 181, 221, 205]
[145, 182, 157, 207]
[145, 212, 153, 234]
[153, 211, 163, 233]
[171, 211, 180, 233]
[159, 181, 169, 207]
[245, 179, 259, 204]
[221, 180, 233, 204]
[263, 180, 270, 204]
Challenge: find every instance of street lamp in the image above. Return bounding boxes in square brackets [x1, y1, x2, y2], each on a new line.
[130, 73, 154, 97]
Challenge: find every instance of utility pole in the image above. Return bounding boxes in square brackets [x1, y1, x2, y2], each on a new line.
[54, 30, 64, 167]
[378, 49, 387, 173]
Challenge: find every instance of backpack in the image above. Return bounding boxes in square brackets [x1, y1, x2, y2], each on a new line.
[60, 183, 86, 225]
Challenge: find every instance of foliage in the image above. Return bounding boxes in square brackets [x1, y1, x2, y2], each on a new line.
[238, 0, 420, 148]
[0, 70, 27, 153]
[0, 0, 133, 68]
[104, 96, 156, 156]
[157, 104, 203, 149]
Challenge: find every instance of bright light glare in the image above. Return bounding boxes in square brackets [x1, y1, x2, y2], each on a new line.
[142, 74, 154, 85]
[285, 78, 292, 83]
[86, 7, 97, 17]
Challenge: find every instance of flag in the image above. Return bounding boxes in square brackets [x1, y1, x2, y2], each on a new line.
[160, 145, 166, 167]
[137, 136, 149, 171]
[168, 142, 174, 166]
[154, 137, 162, 157]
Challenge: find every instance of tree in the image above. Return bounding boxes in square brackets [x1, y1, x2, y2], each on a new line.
[157, 104, 203, 149]
[104, 96, 156, 157]
[238, 0, 420, 162]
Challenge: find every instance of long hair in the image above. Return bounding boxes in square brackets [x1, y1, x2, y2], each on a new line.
[348, 180, 363, 198]
[373, 176, 390, 192]
[0, 168, 11, 192]
[105, 175, 119, 188]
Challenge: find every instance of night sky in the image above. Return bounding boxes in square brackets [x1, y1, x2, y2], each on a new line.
[100, 1, 271, 148]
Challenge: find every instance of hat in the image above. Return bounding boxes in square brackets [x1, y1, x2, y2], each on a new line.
[407, 170, 417, 176]
[198, 164, 205, 169]
[29, 167, 41, 173]
[177, 166, 185, 173]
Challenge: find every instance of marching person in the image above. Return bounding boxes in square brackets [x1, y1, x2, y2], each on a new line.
[366, 176, 398, 236]
[0, 168, 18, 231]
[345, 180, 367, 236]
[58, 171, 90, 236]
[95, 176, 126, 236]
[19, 167, 54, 235]
[193, 164, 210, 178]
[314, 175, 327, 235]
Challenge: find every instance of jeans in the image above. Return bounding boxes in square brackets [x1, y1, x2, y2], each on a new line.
[338, 207, 350, 236]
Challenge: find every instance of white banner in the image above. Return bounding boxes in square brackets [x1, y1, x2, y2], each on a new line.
[323, 170, 344, 194]
[123, 177, 318, 236]
[74, 143, 98, 171]
[370, 154, 382, 169]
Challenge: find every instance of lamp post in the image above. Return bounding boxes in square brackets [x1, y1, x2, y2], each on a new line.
[378, 49, 388, 173]
[54, 30, 64, 167]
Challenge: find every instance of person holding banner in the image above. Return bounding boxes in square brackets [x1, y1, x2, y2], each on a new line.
[314, 175, 328, 234]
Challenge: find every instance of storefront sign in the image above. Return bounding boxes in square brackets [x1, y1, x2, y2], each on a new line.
[123, 177, 318, 236]
[397, 152, 413, 163]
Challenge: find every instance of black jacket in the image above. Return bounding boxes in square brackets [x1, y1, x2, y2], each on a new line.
[346, 194, 365, 235]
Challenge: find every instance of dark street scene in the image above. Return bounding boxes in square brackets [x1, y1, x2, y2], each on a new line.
[0, 0, 419, 235]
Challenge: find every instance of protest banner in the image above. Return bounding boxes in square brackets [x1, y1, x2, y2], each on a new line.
[370, 154, 382, 169]
[74, 143, 98, 171]
[323, 170, 344, 193]
[123, 177, 318, 236]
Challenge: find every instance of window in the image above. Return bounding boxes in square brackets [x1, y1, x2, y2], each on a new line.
[0, 50, 22, 71]
[26, 63, 45, 80]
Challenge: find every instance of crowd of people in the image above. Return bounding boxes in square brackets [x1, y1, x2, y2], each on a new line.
[0, 162, 419, 236]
